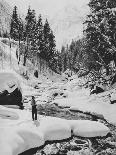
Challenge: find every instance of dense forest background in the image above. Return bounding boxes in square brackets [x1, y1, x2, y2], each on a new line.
[1, 0, 116, 80]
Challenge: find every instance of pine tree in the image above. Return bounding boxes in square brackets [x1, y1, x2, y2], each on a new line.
[49, 30, 56, 59]
[33, 14, 44, 57]
[23, 7, 36, 65]
[43, 19, 56, 68]
[60, 46, 67, 72]
[10, 6, 20, 40]
[18, 17, 24, 41]
[3, 31, 9, 38]
[57, 52, 63, 73]
[25, 7, 36, 42]
[84, 0, 116, 74]
[32, 14, 45, 72]
[69, 40, 76, 70]
[43, 19, 51, 60]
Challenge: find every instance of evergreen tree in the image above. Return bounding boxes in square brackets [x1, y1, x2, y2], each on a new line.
[33, 14, 44, 57]
[49, 30, 56, 60]
[43, 19, 51, 60]
[25, 8, 36, 42]
[43, 19, 56, 67]
[57, 52, 63, 73]
[23, 7, 36, 65]
[84, 0, 116, 74]
[10, 6, 20, 40]
[69, 40, 77, 70]
[3, 31, 9, 38]
[60, 46, 67, 72]
[18, 17, 24, 41]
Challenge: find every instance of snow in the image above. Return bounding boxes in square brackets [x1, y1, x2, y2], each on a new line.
[0, 126, 44, 155]
[38, 117, 71, 141]
[0, 38, 113, 154]
[110, 92, 116, 102]
[53, 95, 90, 108]
[53, 89, 116, 125]
[68, 120, 109, 137]
[0, 108, 19, 120]
[70, 99, 116, 125]
[0, 105, 109, 155]
[0, 70, 22, 94]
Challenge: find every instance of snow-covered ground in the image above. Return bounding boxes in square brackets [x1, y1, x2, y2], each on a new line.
[0, 38, 115, 155]
[52, 88, 116, 125]
[0, 105, 109, 155]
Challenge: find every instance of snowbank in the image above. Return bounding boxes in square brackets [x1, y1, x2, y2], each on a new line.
[53, 89, 116, 124]
[68, 120, 109, 137]
[0, 108, 19, 120]
[38, 117, 71, 141]
[0, 105, 110, 155]
[0, 126, 44, 155]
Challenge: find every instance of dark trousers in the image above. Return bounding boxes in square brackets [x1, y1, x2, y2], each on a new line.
[32, 109, 37, 120]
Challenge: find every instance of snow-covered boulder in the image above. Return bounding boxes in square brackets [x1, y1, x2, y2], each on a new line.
[110, 92, 116, 104]
[90, 85, 104, 95]
[62, 69, 72, 80]
[39, 117, 71, 141]
[44, 89, 68, 100]
[0, 71, 23, 108]
[68, 120, 109, 137]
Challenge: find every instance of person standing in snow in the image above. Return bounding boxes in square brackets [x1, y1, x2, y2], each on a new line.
[31, 96, 37, 121]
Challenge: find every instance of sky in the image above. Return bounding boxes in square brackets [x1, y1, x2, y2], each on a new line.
[5, 0, 89, 19]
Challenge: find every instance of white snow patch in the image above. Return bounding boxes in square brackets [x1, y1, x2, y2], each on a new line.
[53, 89, 116, 124]
[39, 117, 71, 141]
[0, 127, 44, 155]
[0, 105, 110, 155]
[68, 120, 109, 137]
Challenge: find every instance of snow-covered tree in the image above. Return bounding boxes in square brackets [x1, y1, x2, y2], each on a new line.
[43, 19, 51, 60]
[49, 30, 56, 59]
[25, 7, 36, 42]
[84, 0, 116, 74]
[43, 19, 56, 68]
[10, 6, 20, 40]
[23, 7, 36, 65]
[33, 15, 44, 57]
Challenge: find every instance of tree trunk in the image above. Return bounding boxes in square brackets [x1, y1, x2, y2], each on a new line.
[23, 47, 27, 66]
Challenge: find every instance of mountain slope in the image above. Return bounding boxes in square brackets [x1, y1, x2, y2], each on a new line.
[50, 2, 89, 49]
[0, 0, 89, 49]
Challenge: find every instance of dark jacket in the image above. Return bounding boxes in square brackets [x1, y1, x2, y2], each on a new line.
[31, 98, 37, 111]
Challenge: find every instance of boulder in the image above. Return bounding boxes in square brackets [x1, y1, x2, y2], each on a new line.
[0, 71, 23, 109]
[90, 86, 104, 95]
[68, 120, 110, 137]
[34, 70, 38, 78]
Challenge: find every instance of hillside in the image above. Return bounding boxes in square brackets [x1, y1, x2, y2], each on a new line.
[50, 2, 89, 49]
[2, 0, 89, 49]
[1, 1, 116, 154]
[1, 38, 116, 155]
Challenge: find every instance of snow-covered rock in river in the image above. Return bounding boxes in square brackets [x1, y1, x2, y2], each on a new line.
[38, 117, 71, 141]
[68, 120, 109, 137]
[110, 92, 116, 104]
